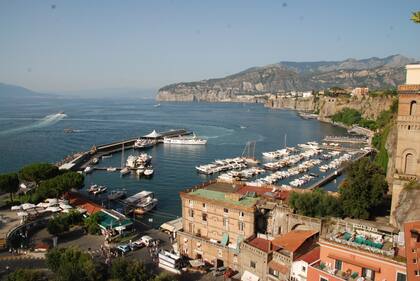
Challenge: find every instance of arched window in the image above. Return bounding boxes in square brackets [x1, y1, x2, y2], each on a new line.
[404, 153, 416, 175]
[410, 101, 417, 116]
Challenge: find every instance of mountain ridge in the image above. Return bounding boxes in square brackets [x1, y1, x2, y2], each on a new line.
[157, 55, 416, 102]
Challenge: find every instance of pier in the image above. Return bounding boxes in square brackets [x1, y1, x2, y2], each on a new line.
[58, 129, 191, 171]
[323, 136, 368, 144]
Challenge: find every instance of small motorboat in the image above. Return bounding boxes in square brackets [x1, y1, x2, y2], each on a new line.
[144, 168, 154, 176]
[120, 167, 130, 176]
[102, 155, 112, 159]
[108, 190, 127, 201]
[88, 184, 98, 193]
[84, 166, 93, 174]
[93, 186, 107, 195]
[91, 157, 99, 165]
[107, 167, 117, 172]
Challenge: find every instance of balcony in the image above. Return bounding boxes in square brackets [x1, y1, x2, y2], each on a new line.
[310, 261, 362, 281]
[398, 84, 420, 93]
[397, 115, 420, 122]
[394, 173, 418, 181]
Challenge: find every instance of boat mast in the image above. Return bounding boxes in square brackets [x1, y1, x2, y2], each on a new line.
[284, 134, 287, 149]
[121, 143, 124, 169]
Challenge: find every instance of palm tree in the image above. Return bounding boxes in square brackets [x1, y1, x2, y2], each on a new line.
[412, 11, 420, 24]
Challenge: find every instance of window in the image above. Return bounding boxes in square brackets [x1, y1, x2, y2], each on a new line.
[302, 266, 306, 272]
[278, 226, 282, 234]
[223, 218, 229, 229]
[320, 277, 328, 281]
[202, 203, 206, 208]
[362, 268, 375, 281]
[335, 259, 342, 271]
[224, 208, 229, 213]
[410, 101, 417, 116]
[404, 153, 416, 175]
[269, 268, 279, 277]
[415, 270, 420, 276]
[250, 261, 256, 269]
[412, 248, 417, 253]
[396, 272, 406, 281]
[202, 213, 207, 222]
[238, 221, 245, 231]
[189, 209, 194, 217]
[413, 258, 417, 263]
[239, 211, 244, 217]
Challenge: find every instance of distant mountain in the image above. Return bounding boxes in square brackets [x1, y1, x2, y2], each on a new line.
[0, 83, 49, 99]
[56, 88, 156, 99]
[157, 55, 416, 102]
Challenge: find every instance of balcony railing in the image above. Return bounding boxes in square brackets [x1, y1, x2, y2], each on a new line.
[397, 115, 420, 122]
[310, 262, 361, 281]
[325, 235, 395, 257]
[398, 84, 420, 93]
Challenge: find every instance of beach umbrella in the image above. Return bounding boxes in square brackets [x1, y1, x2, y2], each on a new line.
[46, 206, 61, 213]
[11, 205, 22, 211]
[17, 211, 28, 217]
[21, 203, 36, 210]
[59, 203, 73, 210]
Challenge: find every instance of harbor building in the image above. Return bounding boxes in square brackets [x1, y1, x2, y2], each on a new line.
[404, 221, 420, 281]
[390, 64, 420, 226]
[307, 220, 406, 281]
[177, 182, 259, 270]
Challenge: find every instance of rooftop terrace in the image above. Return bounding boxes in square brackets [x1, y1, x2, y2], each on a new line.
[187, 188, 259, 208]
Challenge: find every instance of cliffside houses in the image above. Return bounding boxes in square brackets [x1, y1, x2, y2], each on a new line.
[174, 181, 409, 280]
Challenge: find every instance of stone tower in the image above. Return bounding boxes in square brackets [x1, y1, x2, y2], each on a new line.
[390, 64, 420, 226]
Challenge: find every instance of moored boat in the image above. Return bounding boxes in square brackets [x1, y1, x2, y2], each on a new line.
[108, 190, 127, 200]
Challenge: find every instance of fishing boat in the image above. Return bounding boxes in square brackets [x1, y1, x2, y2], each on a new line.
[107, 190, 126, 200]
[93, 186, 107, 195]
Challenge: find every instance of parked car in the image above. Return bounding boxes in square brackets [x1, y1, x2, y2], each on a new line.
[131, 239, 145, 249]
[140, 235, 154, 247]
[117, 244, 131, 254]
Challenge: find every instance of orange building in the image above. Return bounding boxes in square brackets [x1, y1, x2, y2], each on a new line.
[404, 221, 420, 281]
[308, 237, 407, 281]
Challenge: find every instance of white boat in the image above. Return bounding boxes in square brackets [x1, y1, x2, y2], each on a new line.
[163, 134, 207, 145]
[134, 138, 155, 149]
[120, 167, 130, 176]
[108, 190, 126, 200]
[144, 168, 154, 176]
[154, 103, 161, 108]
[84, 166, 93, 174]
[93, 186, 107, 195]
[136, 168, 144, 175]
[125, 191, 158, 215]
[107, 167, 117, 172]
[102, 155, 112, 159]
[88, 184, 98, 193]
[91, 157, 99, 165]
[126, 154, 152, 169]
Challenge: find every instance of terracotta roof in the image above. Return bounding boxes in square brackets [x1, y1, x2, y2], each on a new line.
[65, 193, 103, 214]
[272, 230, 318, 253]
[236, 186, 290, 201]
[267, 260, 289, 275]
[297, 246, 320, 264]
[247, 237, 280, 253]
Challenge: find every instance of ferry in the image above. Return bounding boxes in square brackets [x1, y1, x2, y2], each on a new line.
[163, 134, 207, 145]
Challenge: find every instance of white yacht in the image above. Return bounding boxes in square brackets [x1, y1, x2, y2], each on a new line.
[163, 134, 207, 145]
[84, 166, 93, 174]
[125, 191, 158, 215]
[144, 167, 154, 176]
[120, 167, 130, 176]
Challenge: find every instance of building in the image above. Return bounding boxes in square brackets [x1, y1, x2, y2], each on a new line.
[177, 182, 259, 270]
[390, 64, 420, 226]
[290, 246, 320, 281]
[404, 221, 420, 281]
[240, 230, 319, 281]
[307, 220, 406, 281]
[351, 87, 369, 97]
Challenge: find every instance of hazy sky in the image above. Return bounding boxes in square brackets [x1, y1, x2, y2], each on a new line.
[1, 0, 419, 93]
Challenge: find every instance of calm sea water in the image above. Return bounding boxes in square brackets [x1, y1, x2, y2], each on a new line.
[0, 97, 348, 226]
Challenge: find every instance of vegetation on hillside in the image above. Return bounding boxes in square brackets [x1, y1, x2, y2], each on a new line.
[83, 212, 101, 235]
[289, 157, 388, 220]
[6, 269, 45, 281]
[19, 163, 59, 184]
[47, 211, 83, 236]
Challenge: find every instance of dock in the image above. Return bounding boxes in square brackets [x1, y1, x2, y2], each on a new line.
[323, 136, 368, 144]
[58, 129, 191, 171]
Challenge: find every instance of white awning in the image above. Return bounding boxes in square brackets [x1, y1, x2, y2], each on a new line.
[143, 130, 161, 138]
[241, 271, 260, 281]
[160, 218, 182, 233]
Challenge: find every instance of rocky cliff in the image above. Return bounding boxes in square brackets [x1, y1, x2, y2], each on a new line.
[156, 55, 414, 102]
[394, 187, 420, 229]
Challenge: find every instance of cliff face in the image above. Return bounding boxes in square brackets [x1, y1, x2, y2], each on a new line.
[385, 122, 398, 185]
[394, 188, 420, 229]
[156, 55, 414, 102]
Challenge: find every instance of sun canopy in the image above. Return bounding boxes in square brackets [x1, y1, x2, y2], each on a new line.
[46, 206, 61, 213]
[21, 203, 36, 210]
[143, 130, 161, 138]
[160, 218, 182, 233]
[11, 205, 21, 211]
[17, 211, 28, 217]
[189, 259, 205, 268]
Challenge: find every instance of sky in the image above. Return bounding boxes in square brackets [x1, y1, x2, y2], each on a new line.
[0, 0, 419, 93]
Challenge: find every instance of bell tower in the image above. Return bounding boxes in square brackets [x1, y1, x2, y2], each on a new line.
[390, 64, 420, 226]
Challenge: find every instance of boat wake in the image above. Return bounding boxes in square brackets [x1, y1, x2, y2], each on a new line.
[0, 112, 67, 136]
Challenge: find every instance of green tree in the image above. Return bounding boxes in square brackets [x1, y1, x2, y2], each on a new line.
[47, 211, 83, 236]
[0, 173, 19, 202]
[288, 189, 342, 218]
[6, 269, 45, 281]
[19, 163, 59, 184]
[411, 11, 420, 23]
[110, 258, 150, 281]
[152, 272, 178, 281]
[84, 213, 101, 235]
[46, 247, 104, 281]
[331, 108, 362, 126]
[339, 157, 388, 219]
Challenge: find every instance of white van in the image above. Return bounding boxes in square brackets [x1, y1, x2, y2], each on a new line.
[141, 235, 154, 246]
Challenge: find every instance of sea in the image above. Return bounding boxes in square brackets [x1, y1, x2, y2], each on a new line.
[0, 97, 348, 227]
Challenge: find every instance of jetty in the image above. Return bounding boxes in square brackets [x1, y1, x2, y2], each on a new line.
[323, 136, 368, 144]
[58, 129, 191, 171]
